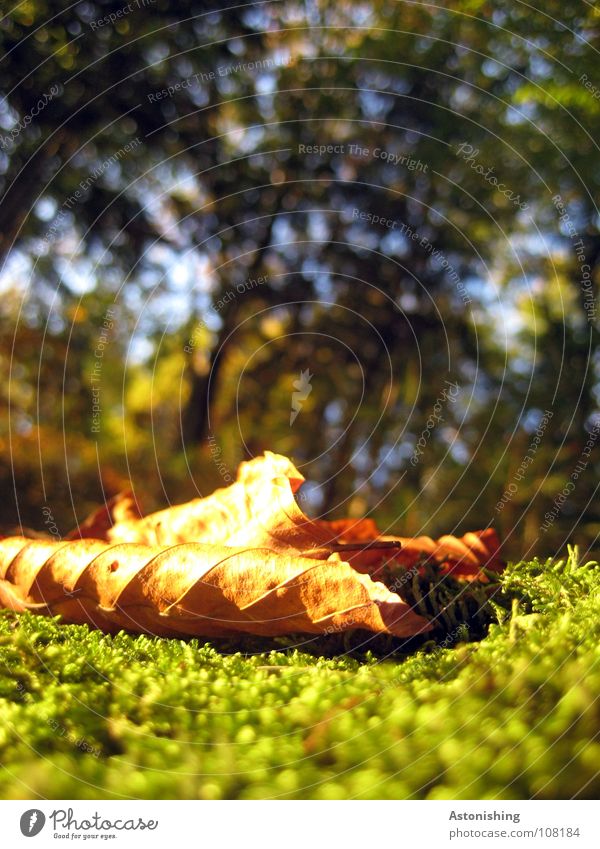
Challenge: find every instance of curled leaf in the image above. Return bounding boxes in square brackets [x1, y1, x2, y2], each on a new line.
[70, 452, 307, 546]
[67, 451, 503, 581]
[387, 528, 503, 580]
[69, 455, 402, 567]
[0, 537, 431, 639]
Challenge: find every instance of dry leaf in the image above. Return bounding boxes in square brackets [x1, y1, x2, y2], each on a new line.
[0, 537, 431, 638]
[66, 490, 142, 541]
[69, 454, 402, 568]
[386, 528, 503, 580]
[236, 450, 306, 492]
[314, 517, 382, 543]
[69, 452, 307, 546]
[316, 520, 503, 579]
[68, 451, 503, 580]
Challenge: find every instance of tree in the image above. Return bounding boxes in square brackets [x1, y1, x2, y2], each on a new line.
[1, 1, 598, 555]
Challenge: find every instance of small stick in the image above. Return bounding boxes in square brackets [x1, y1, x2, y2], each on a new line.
[332, 540, 402, 552]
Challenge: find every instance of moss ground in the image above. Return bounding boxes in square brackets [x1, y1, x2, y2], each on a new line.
[0, 550, 598, 799]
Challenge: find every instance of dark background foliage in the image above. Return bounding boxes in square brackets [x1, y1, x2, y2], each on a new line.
[1, 0, 599, 558]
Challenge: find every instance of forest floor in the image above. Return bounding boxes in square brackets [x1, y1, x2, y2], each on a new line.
[0, 551, 598, 800]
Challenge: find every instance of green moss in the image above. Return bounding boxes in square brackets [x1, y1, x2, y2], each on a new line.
[0, 549, 598, 799]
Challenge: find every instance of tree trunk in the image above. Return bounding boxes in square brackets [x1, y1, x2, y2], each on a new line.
[183, 298, 240, 444]
[182, 209, 279, 445]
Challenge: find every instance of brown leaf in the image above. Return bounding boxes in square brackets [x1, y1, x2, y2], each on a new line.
[313, 516, 503, 579]
[382, 528, 504, 580]
[66, 491, 142, 541]
[314, 517, 382, 543]
[69, 454, 402, 566]
[0, 537, 431, 638]
[236, 450, 306, 493]
[69, 452, 307, 546]
[67, 451, 503, 580]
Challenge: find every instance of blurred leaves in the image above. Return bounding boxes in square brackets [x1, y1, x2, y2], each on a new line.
[0, 1, 599, 554]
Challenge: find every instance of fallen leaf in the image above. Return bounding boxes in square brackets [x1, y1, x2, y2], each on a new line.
[69, 452, 307, 546]
[314, 517, 382, 543]
[387, 528, 504, 580]
[68, 451, 503, 580]
[0, 537, 431, 638]
[236, 450, 306, 493]
[317, 520, 503, 580]
[66, 490, 142, 541]
[68, 454, 403, 568]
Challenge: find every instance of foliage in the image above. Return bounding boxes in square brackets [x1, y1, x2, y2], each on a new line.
[0, 1, 599, 555]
